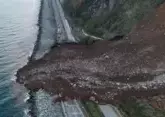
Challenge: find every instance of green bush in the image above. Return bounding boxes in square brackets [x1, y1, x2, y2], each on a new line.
[64, 0, 165, 39]
[119, 99, 165, 117]
[82, 101, 104, 117]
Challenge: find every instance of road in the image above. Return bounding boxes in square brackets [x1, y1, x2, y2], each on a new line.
[99, 105, 123, 117]
[34, 0, 76, 59]
[61, 100, 85, 117]
[35, 90, 85, 117]
[52, 0, 76, 43]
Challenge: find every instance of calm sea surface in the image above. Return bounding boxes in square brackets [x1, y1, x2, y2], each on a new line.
[0, 0, 39, 116]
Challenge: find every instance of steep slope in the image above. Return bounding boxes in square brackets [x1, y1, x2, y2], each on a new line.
[63, 0, 165, 39]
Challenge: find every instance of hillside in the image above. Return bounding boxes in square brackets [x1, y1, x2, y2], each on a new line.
[63, 0, 164, 39]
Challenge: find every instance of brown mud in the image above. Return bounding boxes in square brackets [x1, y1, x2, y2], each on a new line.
[17, 3, 165, 104]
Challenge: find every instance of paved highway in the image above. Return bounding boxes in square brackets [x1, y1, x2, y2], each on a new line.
[99, 105, 123, 117]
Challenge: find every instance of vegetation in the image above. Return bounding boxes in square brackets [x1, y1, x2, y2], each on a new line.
[119, 99, 165, 117]
[82, 101, 104, 117]
[63, 0, 165, 39]
[79, 36, 98, 45]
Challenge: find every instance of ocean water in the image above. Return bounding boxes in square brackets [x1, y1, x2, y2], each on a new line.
[0, 0, 39, 116]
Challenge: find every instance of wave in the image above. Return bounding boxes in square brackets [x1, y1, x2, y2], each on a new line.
[24, 108, 31, 117]
[24, 91, 30, 103]
[23, 0, 42, 116]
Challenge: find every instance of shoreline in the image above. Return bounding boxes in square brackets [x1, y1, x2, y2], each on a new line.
[25, 0, 43, 116]
[29, 0, 43, 61]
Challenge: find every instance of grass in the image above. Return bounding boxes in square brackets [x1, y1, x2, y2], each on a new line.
[119, 99, 165, 117]
[81, 101, 104, 117]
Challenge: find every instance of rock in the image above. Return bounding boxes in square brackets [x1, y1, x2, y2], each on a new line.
[146, 95, 165, 110]
[150, 101, 160, 109]
[89, 96, 96, 101]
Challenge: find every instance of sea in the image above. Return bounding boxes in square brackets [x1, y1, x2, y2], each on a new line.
[0, 0, 39, 116]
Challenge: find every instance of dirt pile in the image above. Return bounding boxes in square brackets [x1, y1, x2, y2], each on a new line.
[146, 95, 165, 110]
[17, 3, 165, 103]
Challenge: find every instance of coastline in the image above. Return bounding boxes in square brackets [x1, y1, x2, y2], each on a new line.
[29, 0, 43, 61]
[25, 0, 43, 116]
